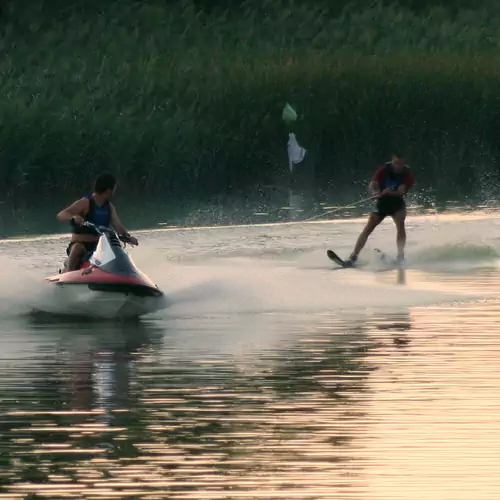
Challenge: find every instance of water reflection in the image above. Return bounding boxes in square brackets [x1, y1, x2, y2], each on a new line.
[372, 310, 412, 346]
[28, 317, 161, 410]
[0, 314, 378, 498]
[0, 320, 162, 493]
[1, 299, 500, 499]
[288, 189, 305, 221]
[397, 267, 406, 285]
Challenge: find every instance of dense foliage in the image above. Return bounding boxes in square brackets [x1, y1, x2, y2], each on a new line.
[1, 0, 500, 197]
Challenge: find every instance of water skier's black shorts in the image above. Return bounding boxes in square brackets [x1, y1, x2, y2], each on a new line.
[373, 196, 405, 220]
[66, 241, 98, 257]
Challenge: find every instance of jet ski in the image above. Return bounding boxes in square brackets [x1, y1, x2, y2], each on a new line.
[44, 222, 167, 319]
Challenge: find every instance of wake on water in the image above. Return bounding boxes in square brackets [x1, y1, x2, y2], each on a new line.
[1, 216, 499, 364]
[0, 215, 499, 322]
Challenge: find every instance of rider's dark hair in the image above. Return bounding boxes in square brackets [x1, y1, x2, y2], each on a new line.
[94, 173, 117, 194]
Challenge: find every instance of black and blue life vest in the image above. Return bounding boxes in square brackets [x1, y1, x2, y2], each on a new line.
[72, 194, 112, 234]
[378, 162, 411, 192]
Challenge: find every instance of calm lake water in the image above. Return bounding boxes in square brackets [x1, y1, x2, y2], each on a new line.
[1, 204, 500, 499]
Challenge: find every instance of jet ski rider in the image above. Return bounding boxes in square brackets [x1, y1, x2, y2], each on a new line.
[57, 173, 139, 271]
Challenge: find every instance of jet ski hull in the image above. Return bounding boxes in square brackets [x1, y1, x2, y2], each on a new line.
[45, 268, 167, 319]
[44, 280, 167, 319]
[44, 227, 167, 319]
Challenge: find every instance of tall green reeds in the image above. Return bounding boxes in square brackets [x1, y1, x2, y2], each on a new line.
[1, 1, 500, 197]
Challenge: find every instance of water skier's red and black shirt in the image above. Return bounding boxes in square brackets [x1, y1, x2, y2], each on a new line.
[373, 162, 414, 195]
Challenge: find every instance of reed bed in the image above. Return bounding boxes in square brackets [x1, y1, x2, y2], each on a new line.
[1, 1, 500, 196]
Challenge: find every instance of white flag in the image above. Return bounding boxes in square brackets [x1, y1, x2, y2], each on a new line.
[287, 133, 307, 172]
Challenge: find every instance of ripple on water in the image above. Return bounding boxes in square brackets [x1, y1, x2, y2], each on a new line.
[0, 214, 500, 499]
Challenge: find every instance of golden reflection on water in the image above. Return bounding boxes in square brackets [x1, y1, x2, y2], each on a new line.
[364, 305, 500, 500]
[0, 298, 499, 500]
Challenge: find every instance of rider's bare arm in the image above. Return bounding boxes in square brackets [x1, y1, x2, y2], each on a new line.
[110, 205, 138, 245]
[110, 204, 128, 234]
[57, 198, 88, 222]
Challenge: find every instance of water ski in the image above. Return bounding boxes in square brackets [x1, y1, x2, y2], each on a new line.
[327, 248, 401, 270]
[326, 250, 352, 268]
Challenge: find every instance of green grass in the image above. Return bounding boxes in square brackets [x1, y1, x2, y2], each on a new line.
[2, 1, 500, 197]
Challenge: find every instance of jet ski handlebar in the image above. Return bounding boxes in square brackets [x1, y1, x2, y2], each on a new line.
[76, 221, 134, 245]
[77, 221, 104, 234]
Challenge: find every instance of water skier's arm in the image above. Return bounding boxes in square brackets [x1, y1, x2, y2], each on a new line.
[369, 181, 380, 197]
[370, 167, 385, 196]
[381, 186, 408, 197]
[395, 170, 414, 196]
[381, 170, 414, 197]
